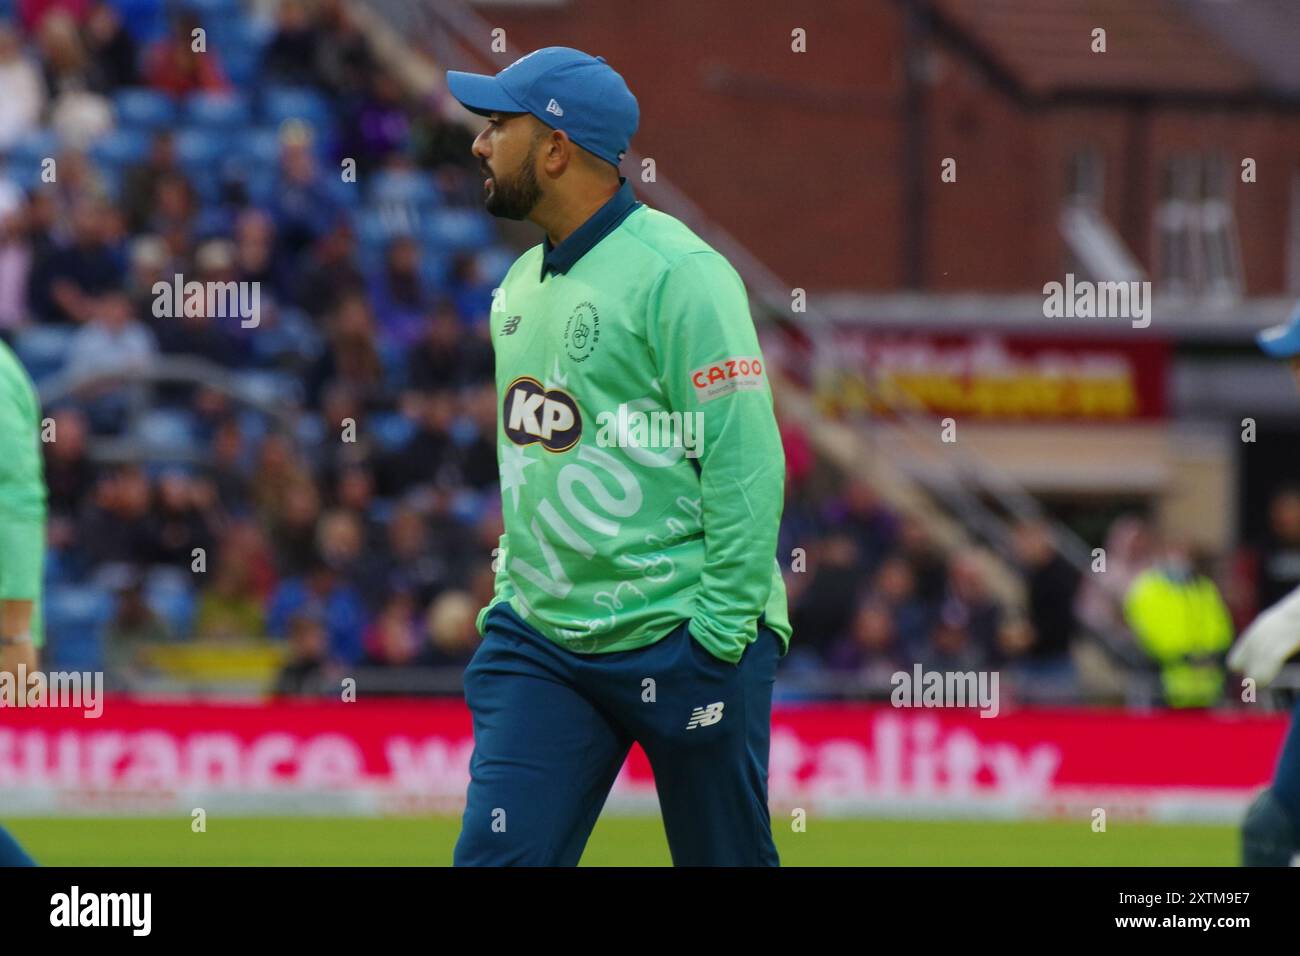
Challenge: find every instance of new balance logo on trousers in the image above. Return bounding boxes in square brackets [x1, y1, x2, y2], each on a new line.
[686, 702, 724, 729]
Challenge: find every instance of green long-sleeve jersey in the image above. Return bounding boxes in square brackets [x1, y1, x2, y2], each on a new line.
[477, 201, 791, 663]
[0, 339, 46, 522]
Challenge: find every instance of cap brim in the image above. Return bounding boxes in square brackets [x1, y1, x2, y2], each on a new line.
[446, 71, 526, 117]
[1257, 322, 1300, 358]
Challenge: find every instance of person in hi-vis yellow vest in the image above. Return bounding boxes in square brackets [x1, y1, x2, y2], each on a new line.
[1123, 553, 1234, 708]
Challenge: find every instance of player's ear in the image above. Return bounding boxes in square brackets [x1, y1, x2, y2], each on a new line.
[541, 128, 573, 176]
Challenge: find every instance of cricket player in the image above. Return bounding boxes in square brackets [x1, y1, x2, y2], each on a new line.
[445, 47, 792, 866]
[1229, 308, 1300, 865]
[0, 338, 45, 867]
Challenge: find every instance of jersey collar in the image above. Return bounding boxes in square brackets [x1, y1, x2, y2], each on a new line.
[541, 177, 641, 280]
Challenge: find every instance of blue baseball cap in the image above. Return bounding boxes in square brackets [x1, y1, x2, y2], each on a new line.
[1258, 301, 1300, 358]
[446, 46, 639, 167]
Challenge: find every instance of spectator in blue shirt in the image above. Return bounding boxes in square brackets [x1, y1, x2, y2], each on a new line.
[267, 557, 367, 664]
[270, 123, 341, 259]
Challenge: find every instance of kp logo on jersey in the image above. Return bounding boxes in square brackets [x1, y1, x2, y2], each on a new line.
[504, 376, 582, 452]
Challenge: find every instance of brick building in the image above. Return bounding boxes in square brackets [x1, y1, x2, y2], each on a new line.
[470, 0, 1300, 297]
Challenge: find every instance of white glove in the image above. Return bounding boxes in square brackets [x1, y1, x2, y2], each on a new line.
[1228, 591, 1300, 688]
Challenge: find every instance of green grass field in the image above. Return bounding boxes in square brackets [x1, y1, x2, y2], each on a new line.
[5, 816, 1238, 866]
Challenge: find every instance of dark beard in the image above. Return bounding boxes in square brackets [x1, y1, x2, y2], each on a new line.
[483, 144, 542, 220]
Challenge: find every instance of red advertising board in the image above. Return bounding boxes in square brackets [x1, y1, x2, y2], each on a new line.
[0, 699, 1284, 821]
[776, 331, 1169, 422]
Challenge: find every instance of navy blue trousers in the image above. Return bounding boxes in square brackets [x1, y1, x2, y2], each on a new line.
[0, 825, 35, 866]
[454, 603, 781, 866]
[1272, 697, 1300, 829]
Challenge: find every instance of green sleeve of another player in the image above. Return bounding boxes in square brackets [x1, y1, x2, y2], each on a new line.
[475, 533, 518, 635]
[647, 251, 786, 661]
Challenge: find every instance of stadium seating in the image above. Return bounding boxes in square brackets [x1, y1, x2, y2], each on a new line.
[371, 411, 418, 452]
[88, 128, 153, 168]
[420, 209, 495, 252]
[260, 86, 336, 137]
[45, 586, 115, 672]
[133, 409, 202, 457]
[367, 169, 443, 210]
[114, 88, 177, 129]
[184, 92, 253, 131]
[143, 567, 198, 636]
[2, 0, 512, 684]
[14, 326, 74, 383]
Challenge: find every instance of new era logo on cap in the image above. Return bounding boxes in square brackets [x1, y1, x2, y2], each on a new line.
[1257, 300, 1300, 358]
[446, 46, 639, 167]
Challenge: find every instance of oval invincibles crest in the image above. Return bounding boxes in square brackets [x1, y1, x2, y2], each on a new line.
[564, 301, 600, 362]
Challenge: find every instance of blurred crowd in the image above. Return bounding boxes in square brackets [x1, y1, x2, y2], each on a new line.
[0, 0, 1287, 707]
[784, 467, 1300, 707]
[780, 473, 1086, 699]
[0, 0, 499, 692]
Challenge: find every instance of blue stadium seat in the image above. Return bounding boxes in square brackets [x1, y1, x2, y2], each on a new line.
[280, 308, 324, 358]
[114, 88, 177, 129]
[377, 338, 409, 390]
[371, 411, 417, 452]
[327, 177, 362, 208]
[295, 415, 325, 446]
[14, 325, 75, 383]
[239, 127, 283, 168]
[450, 415, 480, 449]
[134, 408, 201, 454]
[261, 87, 334, 135]
[97, 167, 124, 203]
[182, 0, 241, 18]
[0, 162, 39, 192]
[251, 307, 323, 365]
[240, 169, 277, 205]
[3, 129, 60, 179]
[88, 127, 152, 168]
[236, 407, 270, 446]
[43, 548, 72, 588]
[420, 248, 450, 288]
[175, 127, 225, 168]
[185, 91, 253, 130]
[420, 209, 495, 252]
[235, 369, 303, 407]
[368, 497, 395, 526]
[45, 585, 114, 672]
[182, 172, 221, 206]
[147, 584, 196, 638]
[113, 0, 169, 45]
[368, 169, 442, 209]
[218, 17, 273, 55]
[355, 207, 412, 247]
[476, 246, 517, 285]
[223, 45, 263, 89]
[450, 488, 488, 526]
[144, 565, 191, 594]
[144, 568, 197, 637]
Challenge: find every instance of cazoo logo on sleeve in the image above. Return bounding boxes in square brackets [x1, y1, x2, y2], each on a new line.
[690, 356, 765, 403]
[503, 376, 583, 452]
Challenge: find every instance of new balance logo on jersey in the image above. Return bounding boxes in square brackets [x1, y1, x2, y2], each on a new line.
[686, 702, 724, 730]
[546, 98, 564, 117]
[501, 315, 522, 335]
